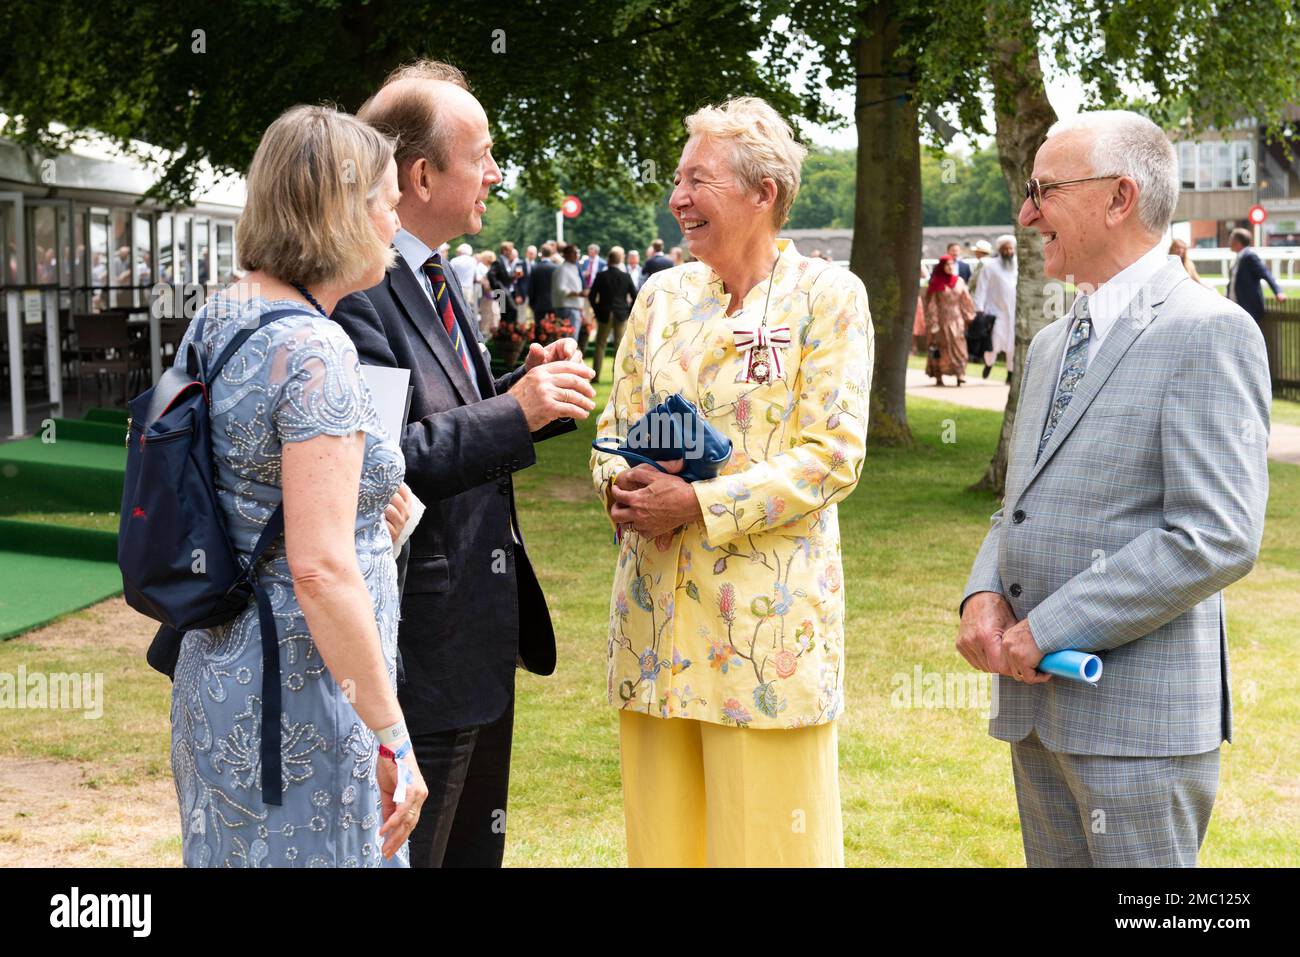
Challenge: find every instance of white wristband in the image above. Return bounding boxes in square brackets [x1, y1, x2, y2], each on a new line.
[376, 720, 408, 746]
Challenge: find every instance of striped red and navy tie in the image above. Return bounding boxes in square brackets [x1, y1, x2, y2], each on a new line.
[423, 253, 474, 376]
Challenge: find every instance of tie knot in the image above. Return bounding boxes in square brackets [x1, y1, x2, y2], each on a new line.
[1074, 295, 1092, 336]
[424, 254, 444, 274]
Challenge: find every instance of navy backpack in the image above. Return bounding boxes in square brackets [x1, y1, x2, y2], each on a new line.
[118, 307, 307, 805]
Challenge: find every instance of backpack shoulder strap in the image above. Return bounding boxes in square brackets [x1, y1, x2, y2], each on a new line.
[206, 308, 314, 386]
[248, 503, 286, 807]
[194, 306, 306, 807]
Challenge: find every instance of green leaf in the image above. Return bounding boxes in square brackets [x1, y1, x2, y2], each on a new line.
[630, 575, 654, 613]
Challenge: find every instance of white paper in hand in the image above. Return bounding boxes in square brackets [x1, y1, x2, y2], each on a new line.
[393, 489, 426, 554]
[359, 365, 412, 443]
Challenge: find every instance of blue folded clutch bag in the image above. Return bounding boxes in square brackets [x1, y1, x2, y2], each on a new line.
[591, 393, 733, 483]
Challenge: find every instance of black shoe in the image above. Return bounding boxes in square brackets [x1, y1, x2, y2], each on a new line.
[982, 363, 992, 379]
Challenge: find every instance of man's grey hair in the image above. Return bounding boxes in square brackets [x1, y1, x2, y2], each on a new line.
[1045, 109, 1179, 233]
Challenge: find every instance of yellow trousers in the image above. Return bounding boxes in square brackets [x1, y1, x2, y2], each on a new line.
[619, 711, 844, 867]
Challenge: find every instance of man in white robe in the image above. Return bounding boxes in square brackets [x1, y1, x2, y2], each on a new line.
[978, 234, 1017, 377]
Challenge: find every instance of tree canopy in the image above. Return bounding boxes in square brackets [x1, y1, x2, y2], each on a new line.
[0, 0, 830, 205]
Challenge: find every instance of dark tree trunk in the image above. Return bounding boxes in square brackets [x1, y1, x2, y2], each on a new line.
[972, 0, 1059, 494]
[852, 1, 921, 448]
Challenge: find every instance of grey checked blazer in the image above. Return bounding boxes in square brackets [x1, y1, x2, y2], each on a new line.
[963, 259, 1271, 756]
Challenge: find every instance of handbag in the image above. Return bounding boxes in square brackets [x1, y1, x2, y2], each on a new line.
[591, 393, 732, 483]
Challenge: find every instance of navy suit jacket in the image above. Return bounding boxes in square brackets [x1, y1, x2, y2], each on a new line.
[529, 259, 557, 315]
[642, 253, 674, 280]
[513, 258, 535, 301]
[956, 258, 972, 283]
[579, 255, 606, 289]
[333, 260, 571, 735]
[1231, 248, 1282, 322]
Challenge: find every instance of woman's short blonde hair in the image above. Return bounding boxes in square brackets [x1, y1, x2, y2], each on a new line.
[684, 97, 807, 228]
[236, 105, 395, 287]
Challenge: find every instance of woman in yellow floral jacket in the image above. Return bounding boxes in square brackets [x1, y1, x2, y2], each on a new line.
[590, 97, 873, 867]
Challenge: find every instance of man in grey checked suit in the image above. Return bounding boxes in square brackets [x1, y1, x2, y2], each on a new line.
[957, 110, 1271, 868]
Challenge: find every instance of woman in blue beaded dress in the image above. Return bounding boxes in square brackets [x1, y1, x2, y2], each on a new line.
[170, 105, 428, 867]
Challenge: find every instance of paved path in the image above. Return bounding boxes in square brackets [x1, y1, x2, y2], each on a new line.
[905, 368, 1300, 465]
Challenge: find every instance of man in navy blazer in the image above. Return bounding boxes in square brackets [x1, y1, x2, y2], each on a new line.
[513, 244, 537, 320]
[529, 242, 558, 318]
[946, 241, 972, 283]
[641, 238, 674, 280]
[333, 60, 596, 868]
[579, 244, 606, 291]
[1227, 227, 1286, 322]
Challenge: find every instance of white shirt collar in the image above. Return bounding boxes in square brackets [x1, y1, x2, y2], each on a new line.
[392, 229, 437, 303]
[1078, 240, 1169, 345]
[393, 228, 434, 271]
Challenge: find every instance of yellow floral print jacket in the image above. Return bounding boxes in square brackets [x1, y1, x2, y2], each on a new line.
[590, 240, 873, 729]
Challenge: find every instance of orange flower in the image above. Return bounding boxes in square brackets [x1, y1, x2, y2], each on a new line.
[774, 649, 798, 679]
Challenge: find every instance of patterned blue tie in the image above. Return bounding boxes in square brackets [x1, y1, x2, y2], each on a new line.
[1037, 295, 1091, 460]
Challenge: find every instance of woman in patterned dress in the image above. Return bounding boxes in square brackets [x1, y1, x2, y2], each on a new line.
[170, 105, 428, 867]
[924, 254, 976, 385]
[590, 97, 873, 867]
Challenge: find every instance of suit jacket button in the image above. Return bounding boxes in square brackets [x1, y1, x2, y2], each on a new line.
[1009, 583, 1023, 598]
[1012, 509, 1026, 524]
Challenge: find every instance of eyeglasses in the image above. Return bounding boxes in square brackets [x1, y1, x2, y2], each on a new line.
[1024, 175, 1121, 210]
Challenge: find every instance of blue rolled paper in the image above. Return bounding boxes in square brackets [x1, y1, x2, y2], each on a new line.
[1037, 650, 1102, 683]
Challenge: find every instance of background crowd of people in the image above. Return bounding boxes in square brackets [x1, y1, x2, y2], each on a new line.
[436, 236, 686, 378]
[915, 226, 1286, 389]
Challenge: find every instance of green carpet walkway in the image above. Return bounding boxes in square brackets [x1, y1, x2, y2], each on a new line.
[0, 409, 127, 638]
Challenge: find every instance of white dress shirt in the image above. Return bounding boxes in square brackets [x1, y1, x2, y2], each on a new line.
[393, 228, 437, 307]
[1059, 241, 1171, 378]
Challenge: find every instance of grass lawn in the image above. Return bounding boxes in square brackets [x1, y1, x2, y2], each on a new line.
[1272, 398, 1300, 430]
[3, 511, 120, 532]
[1, 381, 1295, 866]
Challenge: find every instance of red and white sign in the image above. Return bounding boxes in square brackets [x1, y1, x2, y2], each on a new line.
[561, 195, 582, 219]
[1248, 204, 1267, 225]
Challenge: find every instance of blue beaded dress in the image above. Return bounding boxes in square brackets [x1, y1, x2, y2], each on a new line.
[169, 293, 407, 867]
